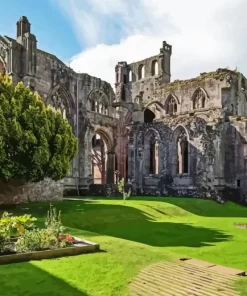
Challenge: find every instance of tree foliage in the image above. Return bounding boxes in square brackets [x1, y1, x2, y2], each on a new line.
[0, 75, 78, 182]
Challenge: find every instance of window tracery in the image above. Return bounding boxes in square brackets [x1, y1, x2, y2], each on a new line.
[192, 88, 206, 109]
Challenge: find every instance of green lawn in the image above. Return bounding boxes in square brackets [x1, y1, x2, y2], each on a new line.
[0, 197, 247, 296]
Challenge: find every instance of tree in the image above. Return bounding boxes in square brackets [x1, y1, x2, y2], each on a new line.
[0, 75, 78, 182]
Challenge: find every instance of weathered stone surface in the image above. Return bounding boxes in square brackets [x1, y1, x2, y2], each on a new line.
[1, 16, 247, 204]
[0, 179, 63, 205]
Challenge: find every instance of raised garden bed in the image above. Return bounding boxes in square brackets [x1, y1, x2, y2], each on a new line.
[0, 237, 100, 265]
[0, 205, 100, 265]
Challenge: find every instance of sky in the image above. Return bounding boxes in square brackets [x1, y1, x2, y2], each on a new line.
[0, 0, 247, 88]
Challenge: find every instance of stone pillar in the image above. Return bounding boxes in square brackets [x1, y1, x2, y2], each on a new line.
[106, 151, 115, 184]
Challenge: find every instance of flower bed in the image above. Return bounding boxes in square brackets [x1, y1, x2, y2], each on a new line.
[0, 204, 100, 265]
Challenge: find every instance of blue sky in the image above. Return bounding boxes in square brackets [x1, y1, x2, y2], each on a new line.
[0, 0, 81, 61]
[0, 0, 245, 87]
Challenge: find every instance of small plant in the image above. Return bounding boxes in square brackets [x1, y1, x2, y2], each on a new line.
[0, 212, 37, 238]
[16, 229, 44, 253]
[117, 178, 131, 201]
[40, 228, 60, 250]
[45, 204, 65, 237]
[58, 234, 74, 247]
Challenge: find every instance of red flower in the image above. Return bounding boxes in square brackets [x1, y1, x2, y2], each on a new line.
[59, 234, 75, 244]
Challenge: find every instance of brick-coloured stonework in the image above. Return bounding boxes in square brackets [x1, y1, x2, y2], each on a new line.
[0, 16, 247, 204]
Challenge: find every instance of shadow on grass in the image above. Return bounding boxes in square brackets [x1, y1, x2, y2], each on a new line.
[0, 261, 88, 296]
[12, 200, 232, 248]
[64, 196, 247, 218]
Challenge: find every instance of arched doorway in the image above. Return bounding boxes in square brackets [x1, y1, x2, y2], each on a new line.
[91, 129, 115, 184]
[91, 134, 107, 184]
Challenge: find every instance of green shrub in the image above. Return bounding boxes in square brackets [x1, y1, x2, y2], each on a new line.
[40, 228, 60, 250]
[16, 229, 44, 253]
[0, 75, 78, 184]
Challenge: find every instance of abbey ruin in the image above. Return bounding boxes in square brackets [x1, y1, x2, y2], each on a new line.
[1, 16, 247, 202]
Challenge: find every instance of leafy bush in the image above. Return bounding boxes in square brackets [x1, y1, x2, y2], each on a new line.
[0, 212, 37, 238]
[16, 229, 75, 253]
[16, 229, 44, 253]
[0, 75, 78, 183]
[41, 228, 60, 250]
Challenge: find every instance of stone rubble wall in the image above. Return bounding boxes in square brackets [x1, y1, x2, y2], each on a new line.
[0, 178, 63, 205]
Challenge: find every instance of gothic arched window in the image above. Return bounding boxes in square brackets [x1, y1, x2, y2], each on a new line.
[192, 88, 206, 109]
[138, 64, 145, 80]
[151, 60, 158, 76]
[165, 95, 178, 115]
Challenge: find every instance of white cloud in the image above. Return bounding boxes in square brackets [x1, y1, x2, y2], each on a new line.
[55, 0, 247, 88]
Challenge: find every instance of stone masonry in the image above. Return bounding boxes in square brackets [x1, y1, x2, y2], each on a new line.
[0, 16, 247, 203]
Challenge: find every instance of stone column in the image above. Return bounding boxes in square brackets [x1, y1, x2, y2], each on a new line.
[106, 151, 115, 184]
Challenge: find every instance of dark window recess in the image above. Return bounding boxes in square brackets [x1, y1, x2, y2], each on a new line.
[237, 180, 241, 187]
[123, 74, 127, 84]
[121, 85, 126, 101]
[144, 109, 155, 123]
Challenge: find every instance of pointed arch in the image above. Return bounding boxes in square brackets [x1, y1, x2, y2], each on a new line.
[171, 125, 191, 176]
[138, 64, 145, 80]
[144, 100, 164, 111]
[94, 127, 114, 152]
[151, 60, 159, 76]
[144, 128, 161, 175]
[128, 69, 132, 82]
[192, 87, 207, 109]
[46, 84, 75, 126]
[164, 94, 179, 115]
[88, 89, 109, 113]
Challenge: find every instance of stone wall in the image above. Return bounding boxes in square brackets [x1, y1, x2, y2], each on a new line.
[0, 179, 63, 205]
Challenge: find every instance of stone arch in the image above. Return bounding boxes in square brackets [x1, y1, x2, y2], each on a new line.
[192, 87, 207, 109]
[144, 128, 161, 176]
[164, 94, 179, 115]
[171, 125, 191, 176]
[91, 127, 115, 184]
[128, 69, 132, 82]
[46, 84, 75, 126]
[144, 100, 164, 111]
[138, 64, 145, 80]
[151, 60, 158, 76]
[94, 128, 114, 152]
[88, 89, 109, 114]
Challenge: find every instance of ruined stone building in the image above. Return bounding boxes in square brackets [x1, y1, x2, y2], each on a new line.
[1, 16, 247, 202]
